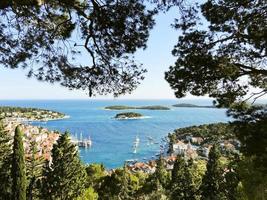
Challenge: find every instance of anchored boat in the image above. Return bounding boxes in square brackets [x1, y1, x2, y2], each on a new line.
[132, 135, 140, 153]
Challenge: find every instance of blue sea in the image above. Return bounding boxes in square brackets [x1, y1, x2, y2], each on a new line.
[0, 99, 230, 168]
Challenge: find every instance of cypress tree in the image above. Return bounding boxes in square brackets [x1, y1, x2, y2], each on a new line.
[200, 144, 225, 200]
[41, 132, 87, 200]
[11, 125, 27, 200]
[0, 118, 12, 199]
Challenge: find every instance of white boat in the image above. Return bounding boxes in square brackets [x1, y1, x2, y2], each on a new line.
[77, 133, 92, 148]
[88, 136, 92, 146]
[147, 136, 154, 145]
[132, 135, 140, 153]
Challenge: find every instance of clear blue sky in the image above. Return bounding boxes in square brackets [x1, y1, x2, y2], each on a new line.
[0, 8, 207, 100]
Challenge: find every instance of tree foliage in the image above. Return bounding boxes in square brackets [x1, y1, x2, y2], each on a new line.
[170, 157, 199, 200]
[228, 105, 267, 172]
[200, 144, 225, 200]
[26, 140, 45, 200]
[165, 0, 267, 107]
[0, 0, 156, 96]
[11, 126, 27, 200]
[0, 118, 12, 200]
[41, 132, 87, 200]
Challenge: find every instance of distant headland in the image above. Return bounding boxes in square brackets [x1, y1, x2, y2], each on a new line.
[105, 105, 170, 110]
[0, 106, 68, 122]
[172, 103, 215, 108]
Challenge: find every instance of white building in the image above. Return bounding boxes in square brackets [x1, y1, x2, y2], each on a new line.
[173, 140, 187, 155]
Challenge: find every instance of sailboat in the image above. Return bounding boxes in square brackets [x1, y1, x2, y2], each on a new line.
[132, 135, 140, 154]
[87, 136, 92, 147]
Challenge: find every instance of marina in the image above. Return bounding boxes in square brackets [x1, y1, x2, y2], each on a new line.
[72, 133, 92, 148]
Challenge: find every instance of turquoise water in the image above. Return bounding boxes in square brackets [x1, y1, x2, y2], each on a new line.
[0, 99, 230, 168]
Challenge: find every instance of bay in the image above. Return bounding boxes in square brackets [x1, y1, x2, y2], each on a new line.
[0, 99, 230, 168]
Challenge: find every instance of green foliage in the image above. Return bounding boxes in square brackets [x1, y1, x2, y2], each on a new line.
[98, 167, 139, 200]
[11, 126, 27, 200]
[0, 106, 65, 120]
[170, 157, 199, 200]
[85, 163, 106, 189]
[229, 106, 267, 172]
[200, 144, 225, 200]
[115, 112, 144, 119]
[0, 119, 12, 199]
[140, 156, 170, 198]
[165, 0, 267, 107]
[146, 179, 168, 200]
[154, 155, 170, 188]
[172, 103, 215, 108]
[238, 156, 267, 200]
[26, 140, 45, 200]
[0, 0, 157, 97]
[167, 123, 235, 154]
[76, 187, 98, 200]
[41, 132, 87, 200]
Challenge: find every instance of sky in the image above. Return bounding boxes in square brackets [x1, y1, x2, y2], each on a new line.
[4, 5, 257, 101]
[0, 8, 189, 100]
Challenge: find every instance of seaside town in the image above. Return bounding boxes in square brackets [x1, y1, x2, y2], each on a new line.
[1, 110, 61, 162]
[126, 132, 241, 174]
[0, 107, 94, 164]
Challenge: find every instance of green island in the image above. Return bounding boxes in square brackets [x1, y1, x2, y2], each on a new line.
[172, 103, 215, 108]
[105, 105, 170, 110]
[114, 112, 144, 119]
[0, 106, 67, 121]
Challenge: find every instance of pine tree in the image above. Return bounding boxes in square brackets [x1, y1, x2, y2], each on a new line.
[0, 118, 12, 199]
[200, 144, 225, 200]
[146, 155, 169, 198]
[147, 179, 168, 200]
[154, 155, 169, 188]
[41, 132, 87, 200]
[11, 125, 27, 200]
[118, 164, 130, 200]
[26, 140, 44, 200]
[170, 157, 198, 200]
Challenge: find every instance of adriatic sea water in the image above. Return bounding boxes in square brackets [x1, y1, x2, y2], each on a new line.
[0, 99, 230, 168]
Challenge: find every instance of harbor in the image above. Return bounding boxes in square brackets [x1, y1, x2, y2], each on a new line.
[71, 133, 92, 148]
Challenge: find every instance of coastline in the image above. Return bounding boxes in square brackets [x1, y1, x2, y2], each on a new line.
[114, 116, 151, 120]
[26, 115, 70, 122]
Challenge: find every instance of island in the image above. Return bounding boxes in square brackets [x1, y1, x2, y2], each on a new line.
[0, 106, 67, 122]
[172, 103, 215, 108]
[105, 105, 170, 110]
[114, 112, 144, 119]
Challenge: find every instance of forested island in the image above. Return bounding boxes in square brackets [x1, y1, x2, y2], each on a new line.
[114, 112, 144, 119]
[105, 105, 170, 110]
[0, 106, 67, 121]
[172, 103, 215, 108]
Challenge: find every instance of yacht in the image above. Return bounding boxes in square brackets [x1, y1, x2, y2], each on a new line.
[132, 135, 140, 153]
